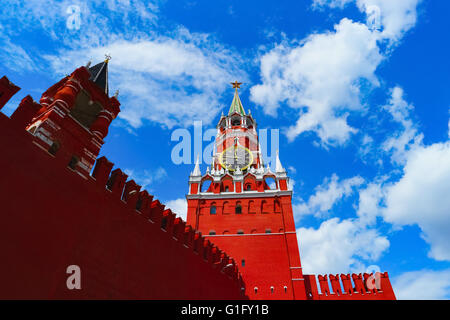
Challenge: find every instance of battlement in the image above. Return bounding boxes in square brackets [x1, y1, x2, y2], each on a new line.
[89, 156, 243, 282]
[0, 89, 246, 299]
[0, 76, 20, 109]
[303, 273, 396, 300]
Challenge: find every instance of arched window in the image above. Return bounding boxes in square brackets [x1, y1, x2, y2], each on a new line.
[48, 141, 60, 155]
[244, 176, 256, 191]
[248, 200, 256, 214]
[201, 179, 212, 192]
[261, 200, 268, 213]
[235, 202, 242, 214]
[136, 198, 143, 211]
[231, 115, 241, 126]
[210, 203, 217, 214]
[68, 156, 79, 170]
[222, 177, 234, 192]
[264, 177, 277, 190]
[219, 118, 227, 129]
[223, 201, 232, 215]
[261, 200, 272, 213]
[274, 199, 281, 213]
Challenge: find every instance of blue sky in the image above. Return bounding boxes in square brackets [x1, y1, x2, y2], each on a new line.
[1, 0, 450, 299]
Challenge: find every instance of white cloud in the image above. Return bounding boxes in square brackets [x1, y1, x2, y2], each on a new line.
[251, 0, 421, 146]
[2, 1, 247, 130]
[46, 30, 246, 129]
[294, 173, 364, 219]
[382, 86, 423, 165]
[382, 141, 450, 261]
[297, 217, 389, 274]
[124, 166, 167, 189]
[355, 88, 450, 263]
[0, 25, 37, 73]
[448, 111, 450, 139]
[0, 0, 161, 44]
[356, 181, 383, 225]
[164, 198, 188, 221]
[312, 0, 353, 9]
[393, 269, 450, 300]
[250, 18, 382, 146]
[287, 166, 297, 174]
[313, 0, 421, 41]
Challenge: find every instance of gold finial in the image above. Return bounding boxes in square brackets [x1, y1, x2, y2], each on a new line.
[104, 54, 112, 63]
[231, 81, 242, 89]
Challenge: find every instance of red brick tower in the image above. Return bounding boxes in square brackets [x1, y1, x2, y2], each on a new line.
[186, 82, 307, 300]
[25, 57, 120, 176]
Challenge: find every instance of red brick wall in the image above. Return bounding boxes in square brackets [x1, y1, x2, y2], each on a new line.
[0, 112, 245, 300]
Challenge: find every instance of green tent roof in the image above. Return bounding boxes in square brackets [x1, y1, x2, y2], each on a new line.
[228, 89, 246, 116]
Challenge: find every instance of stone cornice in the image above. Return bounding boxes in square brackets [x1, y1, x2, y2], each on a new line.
[186, 189, 292, 200]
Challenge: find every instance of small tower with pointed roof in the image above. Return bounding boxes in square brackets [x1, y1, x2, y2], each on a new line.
[25, 56, 120, 175]
[186, 83, 307, 300]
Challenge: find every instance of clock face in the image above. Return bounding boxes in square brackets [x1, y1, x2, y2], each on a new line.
[219, 145, 254, 172]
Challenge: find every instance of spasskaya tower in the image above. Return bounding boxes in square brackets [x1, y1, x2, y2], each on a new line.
[186, 82, 307, 300]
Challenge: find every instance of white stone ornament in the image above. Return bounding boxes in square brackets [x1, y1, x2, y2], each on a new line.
[192, 154, 201, 177]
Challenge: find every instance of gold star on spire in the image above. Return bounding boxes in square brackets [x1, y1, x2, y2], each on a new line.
[104, 54, 112, 63]
[231, 81, 242, 89]
[228, 81, 245, 115]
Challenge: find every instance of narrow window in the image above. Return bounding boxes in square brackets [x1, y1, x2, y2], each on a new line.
[161, 217, 168, 230]
[231, 116, 241, 126]
[210, 205, 217, 214]
[241, 259, 245, 267]
[265, 229, 272, 234]
[225, 186, 229, 192]
[237, 229, 244, 235]
[235, 203, 242, 214]
[209, 230, 216, 235]
[246, 184, 252, 191]
[68, 156, 79, 170]
[201, 180, 212, 192]
[48, 142, 60, 155]
[136, 198, 143, 211]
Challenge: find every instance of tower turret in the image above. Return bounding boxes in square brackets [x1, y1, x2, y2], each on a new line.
[25, 56, 120, 176]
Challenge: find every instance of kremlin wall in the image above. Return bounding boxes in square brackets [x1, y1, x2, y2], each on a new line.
[0, 61, 396, 300]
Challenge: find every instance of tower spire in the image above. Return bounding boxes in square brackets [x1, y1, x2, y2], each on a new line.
[88, 54, 111, 95]
[192, 154, 201, 176]
[228, 81, 245, 116]
[275, 150, 286, 173]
